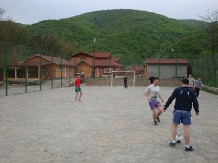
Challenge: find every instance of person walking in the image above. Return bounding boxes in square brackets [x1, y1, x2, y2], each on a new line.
[144, 77, 164, 125]
[124, 75, 128, 88]
[195, 77, 204, 98]
[188, 74, 195, 90]
[163, 78, 199, 151]
[74, 73, 82, 102]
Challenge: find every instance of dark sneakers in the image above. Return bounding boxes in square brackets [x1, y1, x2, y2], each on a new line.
[185, 146, 194, 151]
[156, 117, 160, 123]
[169, 141, 176, 147]
[176, 140, 181, 143]
[154, 121, 158, 125]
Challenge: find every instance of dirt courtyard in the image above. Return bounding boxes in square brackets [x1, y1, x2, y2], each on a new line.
[0, 86, 217, 163]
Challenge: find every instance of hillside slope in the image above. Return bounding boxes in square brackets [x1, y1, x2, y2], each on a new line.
[27, 9, 199, 62]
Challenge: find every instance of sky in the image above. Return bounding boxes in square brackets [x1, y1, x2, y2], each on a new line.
[1, 0, 218, 24]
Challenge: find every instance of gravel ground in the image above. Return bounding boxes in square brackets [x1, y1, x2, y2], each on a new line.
[0, 86, 217, 163]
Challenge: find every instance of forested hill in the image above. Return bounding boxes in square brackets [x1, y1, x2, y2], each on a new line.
[27, 9, 200, 62]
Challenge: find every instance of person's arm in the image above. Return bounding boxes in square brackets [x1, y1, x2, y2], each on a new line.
[158, 93, 164, 103]
[144, 92, 151, 101]
[144, 87, 151, 101]
[163, 89, 177, 112]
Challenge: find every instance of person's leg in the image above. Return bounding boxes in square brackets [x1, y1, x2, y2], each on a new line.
[78, 91, 82, 101]
[194, 87, 197, 95]
[75, 92, 78, 102]
[156, 105, 163, 122]
[152, 108, 157, 121]
[172, 122, 178, 141]
[169, 110, 181, 147]
[196, 88, 200, 97]
[182, 111, 193, 151]
[157, 106, 163, 117]
[183, 125, 190, 145]
[169, 122, 178, 147]
[149, 102, 157, 125]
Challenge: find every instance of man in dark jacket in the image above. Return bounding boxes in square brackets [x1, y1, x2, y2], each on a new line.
[163, 78, 199, 151]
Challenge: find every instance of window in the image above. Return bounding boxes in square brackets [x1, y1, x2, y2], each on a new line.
[104, 68, 111, 73]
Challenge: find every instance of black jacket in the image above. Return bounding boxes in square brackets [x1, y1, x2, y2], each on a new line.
[164, 86, 199, 112]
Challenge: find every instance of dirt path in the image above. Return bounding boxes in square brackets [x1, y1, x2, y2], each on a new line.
[0, 86, 217, 163]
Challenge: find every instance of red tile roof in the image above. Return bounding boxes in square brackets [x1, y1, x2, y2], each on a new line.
[77, 59, 124, 68]
[111, 57, 120, 63]
[41, 55, 75, 66]
[71, 52, 93, 58]
[21, 54, 75, 66]
[88, 52, 111, 59]
[71, 52, 111, 59]
[7, 62, 50, 67]
[96, 59, 124, 68]
[145, 59, 189, 65]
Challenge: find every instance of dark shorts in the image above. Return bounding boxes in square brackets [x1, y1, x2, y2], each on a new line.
[173, 110, 191, 125]
[75, 87, 81, 92]
[149, 101, 161, 110]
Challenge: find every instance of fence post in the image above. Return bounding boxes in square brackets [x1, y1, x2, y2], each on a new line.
[175, 58, 177, 78]
[4, 41, 8, 96]
[74, 57, 76, 77]
[61, 53, 62, 88]
[51, 52, 54, 89]
[40, 51, 42, 91]
[24, 46, 28, 93]
[158, 57, 160, 78]
[214, 53, 217, 87]
[68, 56, 70, 86]
[202, 56, 203, 80]
[197, 58, 199, 78]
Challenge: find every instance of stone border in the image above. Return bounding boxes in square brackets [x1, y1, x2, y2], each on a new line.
[201, 85, 218, 94]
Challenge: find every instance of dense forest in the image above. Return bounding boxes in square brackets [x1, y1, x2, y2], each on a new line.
[0, 8, 218, 64]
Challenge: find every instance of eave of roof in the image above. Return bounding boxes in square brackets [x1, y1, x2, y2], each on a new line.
[145, 59, 189, 64]
[77, 59, 124, 68]
[20, 54, 75, 66]
[7, 62, 50, 67]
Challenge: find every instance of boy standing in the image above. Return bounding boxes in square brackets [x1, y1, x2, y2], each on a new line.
[74, 73, 83, 102]
[195, 77, 204, 98]
[144, 77, 164, 125]
[163, 78, 199, 151]
[188, 74, 195, 90]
